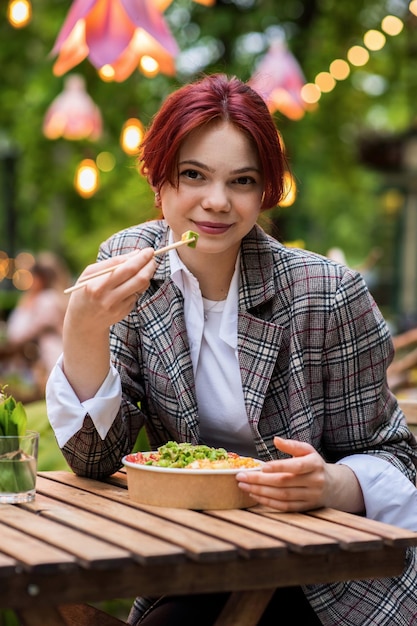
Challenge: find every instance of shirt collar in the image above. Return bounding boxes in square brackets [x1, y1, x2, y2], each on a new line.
[167, 228, 240, 349]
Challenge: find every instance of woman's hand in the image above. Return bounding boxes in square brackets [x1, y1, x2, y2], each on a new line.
[67, 248, 156, 331]
[62, 247, 156, 401]
[236, 436, 365, 514]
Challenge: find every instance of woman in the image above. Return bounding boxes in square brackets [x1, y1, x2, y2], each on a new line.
[46, 74, 417, 625]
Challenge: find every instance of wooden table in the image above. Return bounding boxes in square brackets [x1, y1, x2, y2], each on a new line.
[1, 470, 417, 626]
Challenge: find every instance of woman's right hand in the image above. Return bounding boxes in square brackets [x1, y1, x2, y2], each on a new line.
[62, 247, 156, 401]
[66, 248, 156, 331]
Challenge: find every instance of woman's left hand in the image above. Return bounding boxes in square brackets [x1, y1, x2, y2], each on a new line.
[236, 436, 364, 513]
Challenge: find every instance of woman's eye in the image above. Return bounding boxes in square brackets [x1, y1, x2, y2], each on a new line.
[181, 169, 201, 180]
[235, 176, 255, 185]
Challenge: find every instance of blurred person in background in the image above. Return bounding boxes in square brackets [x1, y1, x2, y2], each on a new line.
[6, 252, 70, 393]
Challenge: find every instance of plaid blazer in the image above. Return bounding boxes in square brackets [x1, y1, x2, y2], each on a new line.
[62, 220, 417, 626]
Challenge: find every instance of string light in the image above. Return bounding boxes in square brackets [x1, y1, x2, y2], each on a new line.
[12, 268, 33, 291]
[140, 56, 160, 77]
[347, 45, 370, 67]
[300, 83, 321, 104]
[303, 4, 412, 105]
[409, 1, 417, 17]
[120, 118, 144, 155]
[74, 159, 100, 198]
[363, 30, 386, 51]
[381, 15, 404, 35]
[0, 252, 12, 282]
[329, 59, 350, 81]
[7, 0, 31, 28]
[314, 72, 336, 93]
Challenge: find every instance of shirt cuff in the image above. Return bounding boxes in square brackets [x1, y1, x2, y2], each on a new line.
[45, 355, 122, 448]
[337, 454, 417, 530]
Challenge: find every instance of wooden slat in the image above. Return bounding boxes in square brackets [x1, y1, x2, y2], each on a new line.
[0, 520, 75, 573]
[39, 470, 128, 499]
[308, 507, 417, 546]
[251, 508, 384, 551]
[38, 473, 324, 558]
[206, 508, 340, 553]
[128, 504, 287, 558]
[2, 503, 131, 569]
[35, 475, 237, 562]
[0, 551, 19, 576]
[25, 493, 184, 565]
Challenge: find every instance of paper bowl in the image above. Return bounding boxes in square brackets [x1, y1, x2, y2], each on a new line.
[122, 455, 263, 509]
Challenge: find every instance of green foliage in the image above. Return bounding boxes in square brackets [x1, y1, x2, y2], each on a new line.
[0, 386, 27, 436]
[25, 400, 69, 471]
[0, 609, 19, 626]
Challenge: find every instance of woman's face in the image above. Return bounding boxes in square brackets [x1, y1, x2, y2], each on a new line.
[159, 122, 264, 261]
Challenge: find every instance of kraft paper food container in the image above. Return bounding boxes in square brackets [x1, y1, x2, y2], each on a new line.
[122, 455, 264, 510]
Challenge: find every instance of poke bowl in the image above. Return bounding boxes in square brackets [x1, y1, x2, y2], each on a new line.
[122, 441, 264, 510]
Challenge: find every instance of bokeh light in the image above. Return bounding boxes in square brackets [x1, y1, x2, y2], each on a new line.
[347, 45, 370, 67]
[329, 59, 350, 80]
[381, 15, 403, 35]
[300, 83, 321, 104]
[314, 71, 336, 93]
[120, 118, 145, 155]
[363, 30, 386, 51]
[7, 0, 32, 28]
[74, 159, 100, 198]
[278, 171, 297, 208]
[12, 268, 33, 291]
[96, 151, 116, 172]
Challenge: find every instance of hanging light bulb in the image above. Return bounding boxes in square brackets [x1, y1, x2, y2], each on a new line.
[98, 29, 176, 82]
[120, 118, 144, 155]
[51, 0, 179, 81]
[74, 159, 99, 197]
[249, 39, 306, 120]
[7, 0, 32, 28]
[140, 56, 160, 77]
[43, 74, 102, 141]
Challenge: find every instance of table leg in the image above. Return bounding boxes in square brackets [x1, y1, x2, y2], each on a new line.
[58, 604, 127, 626]
[213, 589, 276, 626]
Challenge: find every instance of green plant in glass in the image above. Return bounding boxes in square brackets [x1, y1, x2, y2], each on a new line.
[0, 386, 37, 496]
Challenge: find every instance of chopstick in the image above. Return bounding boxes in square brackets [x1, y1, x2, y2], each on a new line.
[64, 237, 196, 294]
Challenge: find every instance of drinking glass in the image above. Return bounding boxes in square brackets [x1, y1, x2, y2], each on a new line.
[0, 430, 39, 503]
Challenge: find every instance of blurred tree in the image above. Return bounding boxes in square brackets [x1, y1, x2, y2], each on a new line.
[0, 0, 416, 319]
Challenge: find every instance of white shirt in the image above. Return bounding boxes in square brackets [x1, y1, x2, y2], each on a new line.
[46, 239, 417, 530]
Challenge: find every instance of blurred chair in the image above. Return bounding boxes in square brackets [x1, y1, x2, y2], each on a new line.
[397, 399, 417, 428]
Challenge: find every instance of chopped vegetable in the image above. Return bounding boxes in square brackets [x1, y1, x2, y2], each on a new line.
[181, 230, 199, 248]
[125, 441, 262, 469]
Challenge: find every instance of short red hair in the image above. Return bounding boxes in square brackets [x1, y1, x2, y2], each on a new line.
[140, 74, 287, 210]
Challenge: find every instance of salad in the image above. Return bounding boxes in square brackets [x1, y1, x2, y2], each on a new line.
[124, 441, 262, 470]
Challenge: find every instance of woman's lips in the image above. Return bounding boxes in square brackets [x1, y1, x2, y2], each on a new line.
[194, 222, 232, 235]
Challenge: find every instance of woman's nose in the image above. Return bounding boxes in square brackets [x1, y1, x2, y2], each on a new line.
[201, 184, 230, 211]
